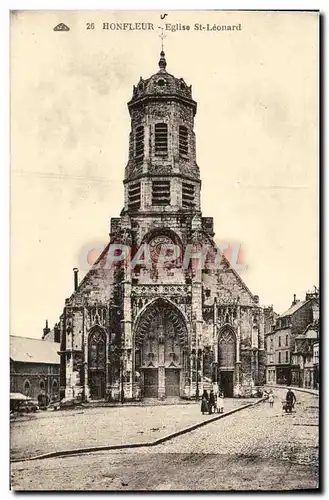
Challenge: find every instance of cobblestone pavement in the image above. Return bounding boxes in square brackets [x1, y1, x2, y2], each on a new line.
[11, 389, 319, 491]
[11, 398, 252, 460]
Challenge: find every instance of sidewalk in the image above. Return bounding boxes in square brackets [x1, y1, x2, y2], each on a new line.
[11, 398, 257, 462]
[265, 385, 319, 397]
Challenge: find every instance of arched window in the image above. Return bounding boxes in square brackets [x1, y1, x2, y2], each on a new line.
[88, 329, 106, 370]
[23, 379, 31, 395]
[155, 123, 168, 156]
[179, 126, 188, 156]
[39, 380, 45, 390]
[218, 329, 235, 368]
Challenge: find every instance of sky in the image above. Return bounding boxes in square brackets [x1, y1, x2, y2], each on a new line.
[10, 10, 319, 338]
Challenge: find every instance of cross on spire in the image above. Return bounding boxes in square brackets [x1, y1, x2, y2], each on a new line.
[158, 25, 166, 52]
[158, 25, 167, 70]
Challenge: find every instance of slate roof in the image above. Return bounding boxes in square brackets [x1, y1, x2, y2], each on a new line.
[280, 301, 306, 318]
[10, 335, 60, 365]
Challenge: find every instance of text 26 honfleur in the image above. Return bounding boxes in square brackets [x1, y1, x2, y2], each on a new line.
[89, 22, 242, 32]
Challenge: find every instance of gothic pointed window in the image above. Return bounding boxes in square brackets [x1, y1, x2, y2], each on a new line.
[218, 329, 235, 368]
[179, 125, 189, 156]
[88, 329, 106, 370]
[135, 125, 144, 163]
[155, 123, 168, 156]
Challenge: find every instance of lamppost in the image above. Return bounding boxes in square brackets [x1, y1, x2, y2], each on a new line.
[195, 347, 202, 401]
[120, 348, 125, 404]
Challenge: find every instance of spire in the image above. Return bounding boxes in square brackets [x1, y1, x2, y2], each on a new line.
[158, 50, 167, 71]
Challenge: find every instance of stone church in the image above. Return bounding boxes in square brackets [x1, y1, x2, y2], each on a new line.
[59, 51, 266, 402]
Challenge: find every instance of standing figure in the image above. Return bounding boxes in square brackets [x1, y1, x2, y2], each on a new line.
[285, 387, 296, 413]
[208, 390, 215, 415]
[201, 389, 209, 415]
[268, 392, 274, 408]
[218, 391, 225, 413]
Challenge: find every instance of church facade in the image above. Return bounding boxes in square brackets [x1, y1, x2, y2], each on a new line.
[59, 51, 267, 402]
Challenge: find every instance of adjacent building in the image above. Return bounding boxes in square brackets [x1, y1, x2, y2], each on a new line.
[265, 289, 319, 387]
[10, 335, 60, 405]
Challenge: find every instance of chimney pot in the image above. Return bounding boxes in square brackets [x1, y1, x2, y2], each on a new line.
[73, 268, 79, 291]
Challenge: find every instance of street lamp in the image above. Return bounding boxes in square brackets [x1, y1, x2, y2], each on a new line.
[120, 349, 125, 404]
[195, 348, 202, 401]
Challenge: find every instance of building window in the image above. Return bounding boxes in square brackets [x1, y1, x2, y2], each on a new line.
[270, 338, 273, 351]
[179, 126, 189, 156]
[135, 125, 144, 163]
[154, 123, 168, 156]
[218, 329, 235, 368]
[285, 351, 289, 363]
[285, 335, 288, 346]
[128, 182, 141, 210]
[39, 380, 45, 390]
[152, 180, 170, 206]
[23, 379, 31, 395]
[278, 352, 281, 363]
[182, 182, 195, 209]
[278, 336, 281, 347]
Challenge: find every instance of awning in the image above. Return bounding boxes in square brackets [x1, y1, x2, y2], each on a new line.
[10, 393, 31, 401]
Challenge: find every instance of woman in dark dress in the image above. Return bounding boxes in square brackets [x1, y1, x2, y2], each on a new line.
[208, 390, 215, 415]
[201, 389, 209, 414]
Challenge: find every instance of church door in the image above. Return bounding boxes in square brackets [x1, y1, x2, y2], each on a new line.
[143, 369, 158, 398]
[88, 329, 106, 400]
[220, 371, 234, 397]
[218, 327, 236, 398]
[134, 299, 188, 399]
[165, 368, 180, 396]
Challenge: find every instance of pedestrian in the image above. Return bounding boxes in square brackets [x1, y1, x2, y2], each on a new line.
[213, 393, 218, 413]
[268, 392, 274, 408]
[285, 387, 296, 413]
[208, 390, 215, 415]
[201, 389, 209, 415]
[218, 391, 224, 413]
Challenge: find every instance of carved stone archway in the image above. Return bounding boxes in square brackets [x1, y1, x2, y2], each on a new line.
[134, 298, 189, 399]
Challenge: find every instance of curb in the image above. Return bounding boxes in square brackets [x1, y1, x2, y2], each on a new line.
[265, 385, 319, 397]
[11, 399, 265, 464]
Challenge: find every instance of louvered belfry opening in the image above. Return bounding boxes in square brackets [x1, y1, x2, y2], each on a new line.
[179, 125, 189, 156]
[128, 182, 141, 210]
[135, 125, 144, 163]
[182, 182, 195, 208]
[154, 123, 168, 156]
[152, 180, 170, 206]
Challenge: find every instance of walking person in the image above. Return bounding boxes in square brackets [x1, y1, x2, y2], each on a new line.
[268, 392, 274, 408]
[218, 391, 224, 414]
[208, 389, 215, 415]
[201, 389, 209, 415]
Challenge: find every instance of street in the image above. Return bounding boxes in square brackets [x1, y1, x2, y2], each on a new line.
[11, 389, 319, 491]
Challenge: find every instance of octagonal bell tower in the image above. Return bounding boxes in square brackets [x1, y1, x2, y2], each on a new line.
[123, 51, 201, 215]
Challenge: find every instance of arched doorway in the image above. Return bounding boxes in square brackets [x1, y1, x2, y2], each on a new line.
[218, 326, 236, 397]
[88, 328, 106, 400]
[134, 299, 188, 399]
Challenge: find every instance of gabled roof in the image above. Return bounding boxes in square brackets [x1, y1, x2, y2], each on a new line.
[280, 300, 306, 318]
[10, 335, 60, 365]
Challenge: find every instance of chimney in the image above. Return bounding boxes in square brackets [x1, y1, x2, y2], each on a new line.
[43, 319, 50, 339]
[292, 294, 297, 306]
[73, 268, 79, 291]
